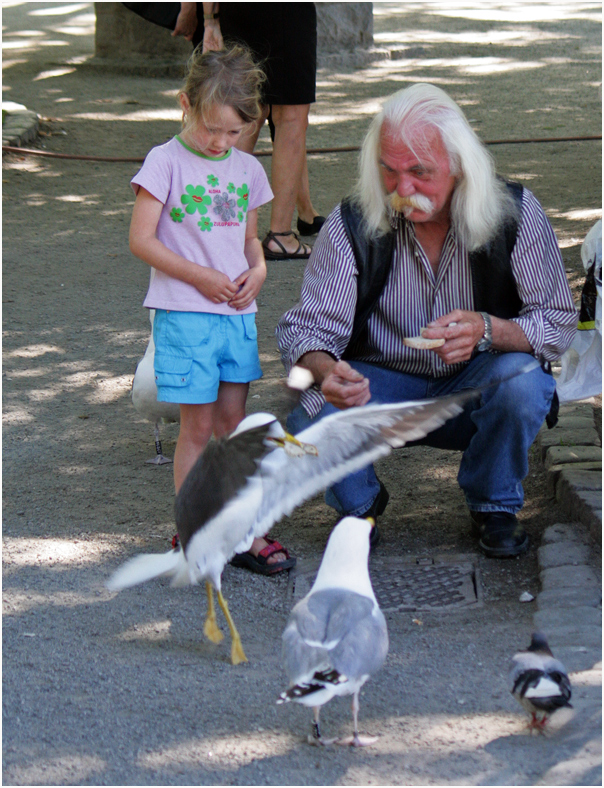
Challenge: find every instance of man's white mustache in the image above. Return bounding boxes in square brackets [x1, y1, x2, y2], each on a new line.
[389, 192, 434, 216]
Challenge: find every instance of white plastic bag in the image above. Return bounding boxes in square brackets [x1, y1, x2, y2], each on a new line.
[556, 219, 602, 402]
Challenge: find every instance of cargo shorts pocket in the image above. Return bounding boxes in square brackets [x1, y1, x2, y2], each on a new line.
[241, 313, 258, 341]
[164, 312, 212, 347]
[154, 348, 193, 388]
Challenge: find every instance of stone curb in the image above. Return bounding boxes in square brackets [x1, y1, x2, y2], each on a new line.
[2, 103, 39, 148]
[534, 524, 601, 676]
[538, 401, 602, 539]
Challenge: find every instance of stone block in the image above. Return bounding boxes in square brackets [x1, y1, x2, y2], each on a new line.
[541, 523, 583, 544]
[556, 472, 602, 538]
[537, 586, 601, 609]
[544, 445, 602, 469]
[551, 645, 602, 673]
[540, 564, 600, 591]
[558, 468, 602, 491]
[543, 625, 602, 649]
[538, 541, 590, 568]
[559, 403, 598, 419]
[534, 606, 602, 630]
[554, 416, 598, 430]
[547, 461, 602, 494]
[537, 427, 601, 460]
[2, 109, 39, 147]
[576, 491, 602, 541]
[317, 3, 373, 51]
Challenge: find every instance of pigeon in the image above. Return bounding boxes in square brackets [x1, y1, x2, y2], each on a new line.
[107, 388, 474, 664]
[510, 632, 572, 732]
[131, 309, 180, 464]
[278, 516, 388, 746]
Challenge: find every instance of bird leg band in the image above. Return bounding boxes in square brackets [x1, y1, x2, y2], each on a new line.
[203, 581, 224, 644]
[217, 590, 248, 665]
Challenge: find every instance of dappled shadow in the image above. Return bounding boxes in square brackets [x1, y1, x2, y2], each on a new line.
[3, 2, 601, 785]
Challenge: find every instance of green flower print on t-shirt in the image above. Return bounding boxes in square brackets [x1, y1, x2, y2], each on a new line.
[181, 184, 211, 215]
[207, 174, 219, 187]
[237, 211, 244, 223]
[227, 182, 236, 193]
[198, 217, 213, 232]
[170, 207, 185, 223]
[236, 184, 249, 212]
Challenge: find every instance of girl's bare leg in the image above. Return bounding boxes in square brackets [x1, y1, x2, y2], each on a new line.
[174, 402, 215, 493]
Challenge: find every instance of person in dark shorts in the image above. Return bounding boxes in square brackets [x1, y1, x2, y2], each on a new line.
[174, 2, 325, 258]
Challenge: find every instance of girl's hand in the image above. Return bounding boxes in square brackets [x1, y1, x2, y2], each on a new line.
[194, 268, 239, 303]
[228, 266, 267, 310]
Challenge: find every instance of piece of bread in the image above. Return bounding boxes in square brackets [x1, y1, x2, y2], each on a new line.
[403, 335, 445, 349]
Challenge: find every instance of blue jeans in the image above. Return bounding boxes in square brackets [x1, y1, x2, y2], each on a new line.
[286, 352, 555, 516]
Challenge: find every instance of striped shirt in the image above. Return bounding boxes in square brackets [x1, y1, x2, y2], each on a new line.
[276, 187, 578, 417]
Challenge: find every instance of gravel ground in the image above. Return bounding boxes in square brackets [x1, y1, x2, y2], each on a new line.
[2, 2, 601, 785]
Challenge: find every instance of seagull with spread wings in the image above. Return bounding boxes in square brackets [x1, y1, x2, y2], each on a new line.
[107, 382, 476, 664]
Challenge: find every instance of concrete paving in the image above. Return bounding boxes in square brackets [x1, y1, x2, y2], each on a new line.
[3, 2, 601, 785]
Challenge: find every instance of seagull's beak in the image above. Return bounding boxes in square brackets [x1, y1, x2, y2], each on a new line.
[269, 432, 319, 457]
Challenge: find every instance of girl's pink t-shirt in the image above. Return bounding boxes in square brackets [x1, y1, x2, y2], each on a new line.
[131, 135, 273, 314]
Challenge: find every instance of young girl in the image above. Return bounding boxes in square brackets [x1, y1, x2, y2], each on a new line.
[129, 46, 293, 573]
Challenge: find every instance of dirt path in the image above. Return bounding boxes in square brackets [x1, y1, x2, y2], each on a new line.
[3, 2, 601, 785]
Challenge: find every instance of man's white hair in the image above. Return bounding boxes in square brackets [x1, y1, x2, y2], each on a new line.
[353, 83, 518, 250]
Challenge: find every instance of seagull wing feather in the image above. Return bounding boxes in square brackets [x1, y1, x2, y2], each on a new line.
[252, 391, 473, 538]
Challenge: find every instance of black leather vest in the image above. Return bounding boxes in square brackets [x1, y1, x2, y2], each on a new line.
[340, 181, 523, 356]
[338, 181, 558, 427]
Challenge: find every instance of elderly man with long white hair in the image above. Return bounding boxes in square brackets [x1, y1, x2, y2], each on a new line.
[276, 83, 577, 558]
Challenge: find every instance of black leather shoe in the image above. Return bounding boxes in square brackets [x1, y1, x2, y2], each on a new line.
[470, 511, 529, 558]
[297, 215, 326, 236]
[360, 480, 389, 551]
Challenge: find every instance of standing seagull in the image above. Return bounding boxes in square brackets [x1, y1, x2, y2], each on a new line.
[131, 309, 180, 464]
[278, 517, 388, 747]
[108, 388, 477, 664]
[509, 632, 572, 732]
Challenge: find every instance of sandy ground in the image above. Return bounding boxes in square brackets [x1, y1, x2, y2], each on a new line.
[2, 2, 602, 785]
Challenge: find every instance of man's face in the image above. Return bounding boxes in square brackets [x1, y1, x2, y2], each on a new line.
[379, 123, 457, 225]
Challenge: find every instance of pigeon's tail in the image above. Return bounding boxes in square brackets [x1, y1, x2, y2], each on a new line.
[106, 548, 185, 591]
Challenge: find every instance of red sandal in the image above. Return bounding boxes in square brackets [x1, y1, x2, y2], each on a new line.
[230, 537, 296, 575]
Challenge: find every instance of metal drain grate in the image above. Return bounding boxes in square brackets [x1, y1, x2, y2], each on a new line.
[289, 555, 480, 612]
[370, 559, 478, 612]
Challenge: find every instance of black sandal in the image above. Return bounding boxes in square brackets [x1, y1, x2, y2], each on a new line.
[262, 230, 311, 260]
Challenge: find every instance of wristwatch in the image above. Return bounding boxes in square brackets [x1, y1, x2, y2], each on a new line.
[476, 311, 493, 352]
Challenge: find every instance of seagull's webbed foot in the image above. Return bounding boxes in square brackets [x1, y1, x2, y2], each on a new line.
[335, 733, 379, 747]
[146, 425, 172, 465]
[146, 454, 172, 465]
[334, 691, 378, 746]
[203, 581, 224, 644]
[307, 708, 337, 746]
[217, 590, 248, 665]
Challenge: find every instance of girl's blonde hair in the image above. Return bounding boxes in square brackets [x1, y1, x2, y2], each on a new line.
[178, 45, 265, 129]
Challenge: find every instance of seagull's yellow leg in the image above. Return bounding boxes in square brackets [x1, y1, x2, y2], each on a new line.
[203, 581, 224, 644]
[217, 590, 248, 665]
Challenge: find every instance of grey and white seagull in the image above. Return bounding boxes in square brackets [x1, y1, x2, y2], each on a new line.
[278, 516, 388, 746]
[108, 386, 475, 664]
[509, 632, 572, 732]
